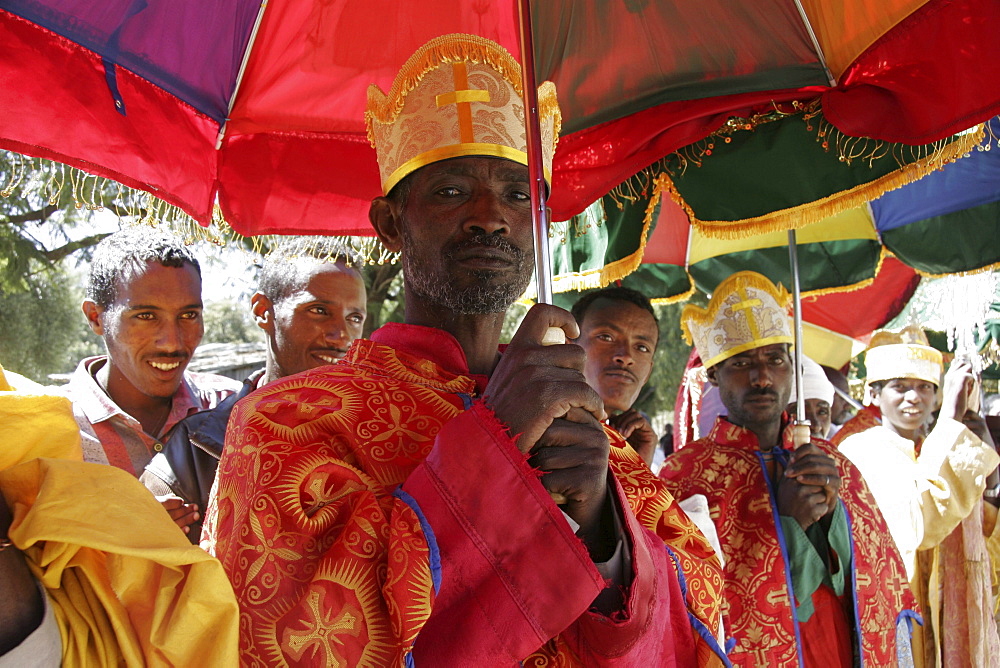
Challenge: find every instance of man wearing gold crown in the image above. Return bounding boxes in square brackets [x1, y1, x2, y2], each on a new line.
[203, 34, 727, 666]
[659, 271, 918, 667]
[837, 331, 1000, 666]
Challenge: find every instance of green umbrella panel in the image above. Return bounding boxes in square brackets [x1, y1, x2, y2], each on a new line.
[547, 110, 994, 305]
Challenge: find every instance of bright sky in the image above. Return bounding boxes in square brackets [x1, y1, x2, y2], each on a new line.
[51, 210, 258, 304]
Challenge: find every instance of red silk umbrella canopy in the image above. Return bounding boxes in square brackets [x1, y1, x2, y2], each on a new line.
[1, 0, 999, 236]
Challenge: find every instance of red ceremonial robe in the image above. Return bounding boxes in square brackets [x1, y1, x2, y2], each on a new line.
[659, 416, 918, 667]
[830, 405, 882, 447]
[204, 323, 728, 667]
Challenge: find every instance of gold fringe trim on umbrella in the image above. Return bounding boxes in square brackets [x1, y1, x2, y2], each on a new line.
[652, 269, 877, 306]
[563, 166, 889, 303]
[0, 151, 398, 268]
[547, 172, 666, 294]
[797, 275, 878, 299]
[652, 247, 887, 306]
[877, 248, 1000, 282]
[610, 99, 988, 241]
[910, 259, 1000, 280]
[649, 281, 697, 306]
[608, 100, 828, 209]
[680, 127, 984, 240]
[792, 247, 888, 300]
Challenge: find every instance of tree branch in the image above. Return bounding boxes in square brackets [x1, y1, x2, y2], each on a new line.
[43, 233, 112, 263]
[3, 205, 59, 225]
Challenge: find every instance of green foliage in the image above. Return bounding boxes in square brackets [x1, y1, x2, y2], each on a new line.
[0, 267, 102, 382]
[202, 300, 261, 344]
[632, 301, 693, 422]
[0, 222, 47, 293]
[500, 301, 529, 343]
[0, 153, 126, 380]
[0, 153, 122, 292]
[362, 262, 404, 336]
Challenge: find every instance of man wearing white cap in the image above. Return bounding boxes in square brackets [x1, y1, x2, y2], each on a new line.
[786, 355, 837, 440]
[838, 328, 1000, 666]
[660, 271, 917, 667]
[205, 34, 726, 666]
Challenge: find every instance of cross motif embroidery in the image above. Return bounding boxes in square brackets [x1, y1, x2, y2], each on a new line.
[284, 589, 362, 663]
[731, 289, 762, 340]
[436, 62, 491, 143]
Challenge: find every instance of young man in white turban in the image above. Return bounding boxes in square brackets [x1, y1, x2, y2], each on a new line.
[786, 355, 837, 440]
[837, 329, 1000, 666]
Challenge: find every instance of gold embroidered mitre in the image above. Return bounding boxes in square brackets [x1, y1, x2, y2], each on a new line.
[864, 325, 942, 386]
[365, 33, 561, 195]
[681, 271, 794, 369]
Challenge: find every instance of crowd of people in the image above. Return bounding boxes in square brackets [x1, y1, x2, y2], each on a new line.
[2, 33, 1000, 667]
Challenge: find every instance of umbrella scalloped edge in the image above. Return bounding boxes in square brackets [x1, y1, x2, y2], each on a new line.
[0, 149, 399, 265]
[616, 105, 986, 241]
[547, 183, 663, 297]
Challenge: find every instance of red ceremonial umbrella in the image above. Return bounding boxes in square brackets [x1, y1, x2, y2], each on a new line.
[2, 0, 1000, 238]
[3, 0, 1000, 321]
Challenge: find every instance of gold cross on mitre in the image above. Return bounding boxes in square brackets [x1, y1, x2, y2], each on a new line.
[731, 289, 763, 340]
[436, 62, 491, 143]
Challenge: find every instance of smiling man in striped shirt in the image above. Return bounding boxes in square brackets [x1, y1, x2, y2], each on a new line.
[63, 227, 240, 528]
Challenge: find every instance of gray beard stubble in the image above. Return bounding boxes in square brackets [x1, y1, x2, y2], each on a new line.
[399, 223, 533, 315]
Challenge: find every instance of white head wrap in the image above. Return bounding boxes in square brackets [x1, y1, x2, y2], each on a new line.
[788, 355, 835, 406]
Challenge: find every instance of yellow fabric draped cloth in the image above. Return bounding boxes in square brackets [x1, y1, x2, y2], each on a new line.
[0, 363, 239, 666]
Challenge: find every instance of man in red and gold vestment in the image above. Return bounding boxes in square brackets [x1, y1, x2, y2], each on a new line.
[829, 404, 882, 447]
[204, 34, 727, 667]
[659, 271, 918, 667]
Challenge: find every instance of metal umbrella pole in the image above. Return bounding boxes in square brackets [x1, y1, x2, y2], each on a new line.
[788, 229, 811, 447]
[517, 0, 567, 506]
[517, 0, 564, 347]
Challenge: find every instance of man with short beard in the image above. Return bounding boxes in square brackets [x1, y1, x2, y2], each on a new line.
[660, 271, 918, 666]
[204, 35, 726, 666]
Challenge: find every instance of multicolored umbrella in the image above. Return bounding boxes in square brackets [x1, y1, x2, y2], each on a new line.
[547, 116, 1000, 373]
[794, 259, 921, 368]
[551, 248, 920, 371]
[551, 119, 1000, 305]
[1, 0, 999, 238]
